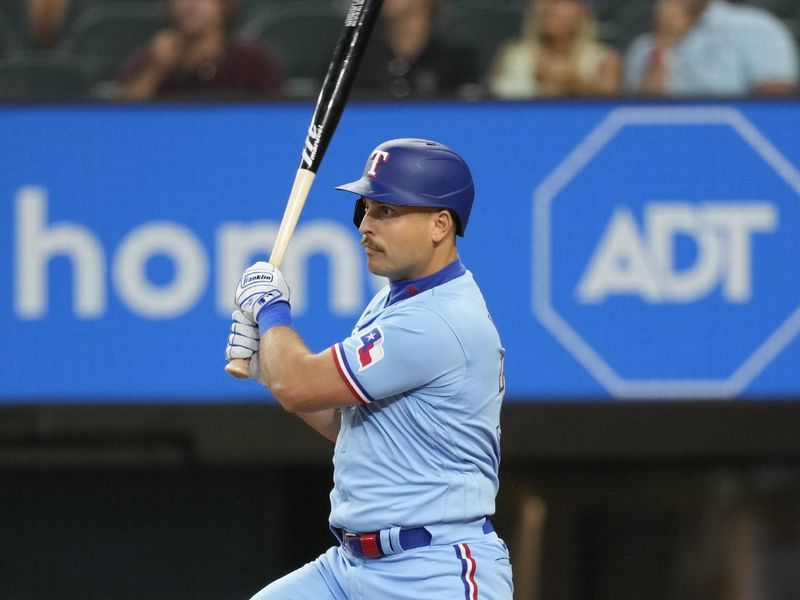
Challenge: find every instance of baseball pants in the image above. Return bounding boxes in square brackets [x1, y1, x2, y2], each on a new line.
[249, 531, 513, 600]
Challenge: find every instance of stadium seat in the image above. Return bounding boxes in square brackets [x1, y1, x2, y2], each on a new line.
[448, 0, 525, 12]
[0, 3, 28, 35]
[435, 5, 524, 75]
[605, 0, 655, 53]
[71, 0, 159, 7]
[234, 0, 311, 29]
[591, 0, 635, 22]
[737, 0, 800, 20]
[58, 3, 164, 85]
[591, 0, 631, 48]
[0, 17, 21, 57]
[0, 54, 89, 102]
[783, 18, 800, 48]
[239, 3, 344, 97]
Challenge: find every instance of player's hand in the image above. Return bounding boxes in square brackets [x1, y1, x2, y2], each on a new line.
[235, 261, 291, 323]
[225, 310, 264, 380]
[226, 309, 259, 360]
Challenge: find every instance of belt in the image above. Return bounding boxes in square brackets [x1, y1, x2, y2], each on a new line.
[340, 518, 494, 559]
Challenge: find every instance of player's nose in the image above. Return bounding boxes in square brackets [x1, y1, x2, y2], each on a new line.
[358, 212, 374, 234]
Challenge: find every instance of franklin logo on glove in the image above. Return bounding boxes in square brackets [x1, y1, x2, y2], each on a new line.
[233, 261, 293, 335]
[241, 272, 274, 287]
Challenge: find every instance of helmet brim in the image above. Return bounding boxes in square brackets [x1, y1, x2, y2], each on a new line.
[336, 177, 427, 206]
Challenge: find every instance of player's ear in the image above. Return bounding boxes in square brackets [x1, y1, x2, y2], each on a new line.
[431, 209, 455, 242]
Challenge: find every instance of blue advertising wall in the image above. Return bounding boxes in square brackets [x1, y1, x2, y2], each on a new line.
[2, 101, 800, 403]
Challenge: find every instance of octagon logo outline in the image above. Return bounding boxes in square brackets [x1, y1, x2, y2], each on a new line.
[532, 106, 800, 398]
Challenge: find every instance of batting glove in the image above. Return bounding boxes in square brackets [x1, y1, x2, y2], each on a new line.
[225, 310, 264, 381]
[235, 261, 292, 327]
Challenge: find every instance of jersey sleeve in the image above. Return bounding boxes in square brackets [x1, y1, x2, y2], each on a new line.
[331, 306, 466, 403]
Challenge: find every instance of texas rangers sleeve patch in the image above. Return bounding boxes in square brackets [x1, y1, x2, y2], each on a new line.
[356, 326, 384, 371]
[331, 343, 373, 404]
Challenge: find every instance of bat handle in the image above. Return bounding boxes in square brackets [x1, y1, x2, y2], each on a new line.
[225, 358, 251, 379]
[225, 169, 316, 381]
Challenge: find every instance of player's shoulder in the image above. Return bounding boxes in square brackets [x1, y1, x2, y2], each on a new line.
[431, 269, 486, 304]
[382, 296, 457, 329]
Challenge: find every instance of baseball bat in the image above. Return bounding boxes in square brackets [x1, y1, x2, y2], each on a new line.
[226, 0, 383, 379]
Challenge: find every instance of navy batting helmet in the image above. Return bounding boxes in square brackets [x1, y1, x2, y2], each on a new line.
[336, 138, 474, 236]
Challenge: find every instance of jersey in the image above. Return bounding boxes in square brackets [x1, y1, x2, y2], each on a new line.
[329, 259, 505, 533]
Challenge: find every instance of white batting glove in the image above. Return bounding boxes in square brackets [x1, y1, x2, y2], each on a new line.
[235, 261, 291, 324]
[225, 310, 264, 381]
[226, 309, 259, 360]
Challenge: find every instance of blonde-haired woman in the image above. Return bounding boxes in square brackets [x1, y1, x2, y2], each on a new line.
[489, 0, 620, 98]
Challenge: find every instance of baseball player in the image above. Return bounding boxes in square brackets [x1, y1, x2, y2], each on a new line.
[226, 138, 513, 599]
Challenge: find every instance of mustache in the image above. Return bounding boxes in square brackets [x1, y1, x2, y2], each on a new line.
[361, 237, 383, 252]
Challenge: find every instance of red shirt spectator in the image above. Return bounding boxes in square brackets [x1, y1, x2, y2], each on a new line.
[116, 0, 283, 101]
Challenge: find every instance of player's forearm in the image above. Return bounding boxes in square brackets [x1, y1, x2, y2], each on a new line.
[295, 409, 341, 442]
[259, 326, 327, 412]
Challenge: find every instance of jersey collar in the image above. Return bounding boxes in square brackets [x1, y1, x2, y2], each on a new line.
[386, 258, 466, 306]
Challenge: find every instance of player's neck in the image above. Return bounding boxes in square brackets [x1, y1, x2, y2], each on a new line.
[386, 257, 465, 305]
[416, 243, 458, 279]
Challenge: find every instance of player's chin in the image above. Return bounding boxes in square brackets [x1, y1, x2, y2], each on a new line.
[363, 246, 387, 265]
[365, 254, 391, 277]
[365, 253, 383, 270]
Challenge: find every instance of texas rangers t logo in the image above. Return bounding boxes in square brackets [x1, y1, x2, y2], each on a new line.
[357, 326, 384, 370]
[367, 151, 390, 178]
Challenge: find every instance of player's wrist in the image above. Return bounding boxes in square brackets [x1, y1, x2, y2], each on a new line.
[257, 300, 292, 335]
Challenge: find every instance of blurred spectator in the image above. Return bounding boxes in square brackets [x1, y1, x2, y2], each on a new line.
[624, 0, 799, 96]
[669, 470, 800, 600]
[488, 0, 621, 98]
[27, 0, 71, 48]
[116, 0, 283, 101]
[350, 0, 479, 99]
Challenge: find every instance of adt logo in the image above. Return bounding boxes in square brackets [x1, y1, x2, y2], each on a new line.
[533, 107, 800, 398]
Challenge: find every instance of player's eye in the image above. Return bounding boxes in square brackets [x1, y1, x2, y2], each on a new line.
[364, 203, 394, 220]
[368, 204, 392, 218]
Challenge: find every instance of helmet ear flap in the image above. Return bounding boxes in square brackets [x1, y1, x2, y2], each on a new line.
[353, 197, 367, 229]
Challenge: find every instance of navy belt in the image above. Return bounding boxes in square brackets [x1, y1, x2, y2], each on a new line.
[340, 518, 494, 559]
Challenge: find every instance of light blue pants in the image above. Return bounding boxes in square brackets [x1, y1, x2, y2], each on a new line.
[250, 527, 513, 600]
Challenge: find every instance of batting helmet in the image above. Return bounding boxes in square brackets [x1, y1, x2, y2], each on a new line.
[336, 138, 474, 236]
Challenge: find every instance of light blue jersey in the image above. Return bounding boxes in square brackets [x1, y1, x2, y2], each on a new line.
[251, 259, 513, 600]
[329, 259, 504, 533]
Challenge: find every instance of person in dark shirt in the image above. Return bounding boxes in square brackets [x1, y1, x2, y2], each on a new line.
[351, 0, 479, 99]
[116, 0, 283, 101]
